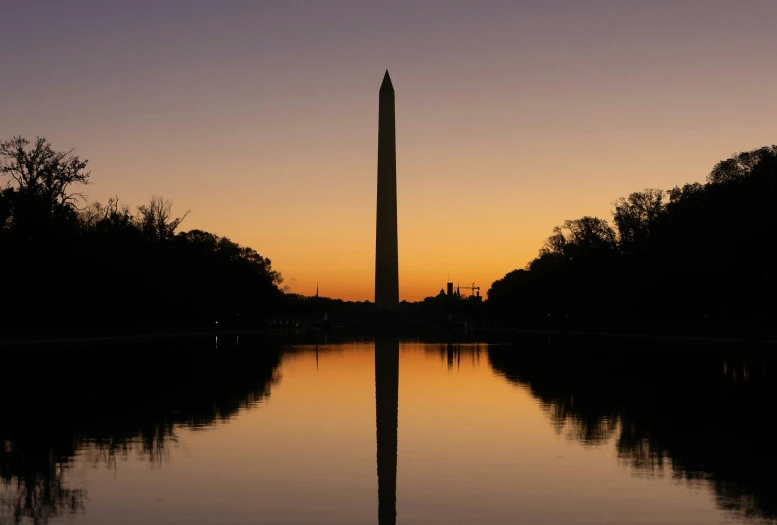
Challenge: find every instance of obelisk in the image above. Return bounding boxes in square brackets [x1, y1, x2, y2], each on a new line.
[375, 70, 399, 311]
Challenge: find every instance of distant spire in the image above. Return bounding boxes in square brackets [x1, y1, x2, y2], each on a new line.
[380, 70, 393, 93]
[316, 283, 319, 298]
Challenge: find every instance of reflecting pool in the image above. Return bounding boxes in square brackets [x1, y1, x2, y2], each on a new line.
[1, 333, 774, 524]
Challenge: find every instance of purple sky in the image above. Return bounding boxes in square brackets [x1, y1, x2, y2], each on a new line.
[3, 1, 777, 299]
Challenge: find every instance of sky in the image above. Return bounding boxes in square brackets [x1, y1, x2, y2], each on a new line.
[2, 0, 777, 301]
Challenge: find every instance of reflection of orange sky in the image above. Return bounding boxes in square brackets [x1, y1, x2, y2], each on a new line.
[73, 342, 725, 524]
[5, 3, 777, 301]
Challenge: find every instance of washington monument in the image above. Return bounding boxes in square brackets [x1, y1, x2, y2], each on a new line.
[375, 70, 399, 311]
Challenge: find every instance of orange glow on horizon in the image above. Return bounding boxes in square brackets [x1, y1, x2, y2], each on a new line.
[4, 3, 777, 301]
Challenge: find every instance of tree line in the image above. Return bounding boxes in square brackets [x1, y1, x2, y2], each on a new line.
[4, 135, 774, 335]
[487, 145, 777, 333]
[0, 136, 284, 336]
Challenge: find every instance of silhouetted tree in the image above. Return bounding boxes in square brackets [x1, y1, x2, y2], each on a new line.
[80, 196, 133, 232]
[708, 145, 777, 184]
[0, 136, 89, 239]
[0, 136, 285, 337]
[0, 136, 89, 207]
[535, 216, 617, 264]
[612, 188, 664, 253]
[487, 145, 777, 334]
[136, 195, 189, 242]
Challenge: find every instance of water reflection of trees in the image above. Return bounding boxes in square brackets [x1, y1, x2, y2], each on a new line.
[0, 334, 283, 524]
[488, 336, 777, 523]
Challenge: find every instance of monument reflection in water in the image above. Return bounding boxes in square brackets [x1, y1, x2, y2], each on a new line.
[375, 338, 399, 525]
[2, 335, 776, 525]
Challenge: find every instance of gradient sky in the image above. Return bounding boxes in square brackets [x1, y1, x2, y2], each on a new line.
[3, 1, 777, 301]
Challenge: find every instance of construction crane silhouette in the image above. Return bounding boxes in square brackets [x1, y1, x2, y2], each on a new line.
[456, 282, 480, 297]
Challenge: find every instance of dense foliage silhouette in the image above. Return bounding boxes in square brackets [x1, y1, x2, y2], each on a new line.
[487, 145, 777, 334]
[0, 136, 283, 336]
[5, 135, 775, 334]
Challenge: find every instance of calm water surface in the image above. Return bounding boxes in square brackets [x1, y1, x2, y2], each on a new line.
[1, 334, 774, 524]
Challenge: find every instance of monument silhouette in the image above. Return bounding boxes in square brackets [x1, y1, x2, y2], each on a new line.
[373, 70, 401, 521]
[375, 70, 399, 311]
[375, 337, 399, 525]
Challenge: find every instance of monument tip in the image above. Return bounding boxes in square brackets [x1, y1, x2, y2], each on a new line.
[380, 70, 394, 93]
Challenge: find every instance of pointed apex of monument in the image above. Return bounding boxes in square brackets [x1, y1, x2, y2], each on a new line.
[380, 70, 393, 93]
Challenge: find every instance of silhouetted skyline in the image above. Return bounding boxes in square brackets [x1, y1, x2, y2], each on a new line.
[5, 134, 775, 336]
[3, 2, 777, 300]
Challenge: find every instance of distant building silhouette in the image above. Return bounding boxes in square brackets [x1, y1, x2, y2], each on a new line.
[375, 71, 399, 311]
